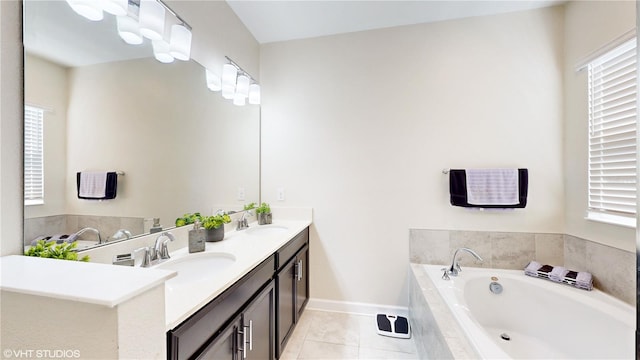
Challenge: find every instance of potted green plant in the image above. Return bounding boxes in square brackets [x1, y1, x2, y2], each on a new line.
[256, 202, 272, 225]
[175, 212, 203, 227]
[25, 240, 90, 262]
[202, 212, 232, 242]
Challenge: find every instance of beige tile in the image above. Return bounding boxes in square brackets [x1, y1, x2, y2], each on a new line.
[409, 229, 449, 265]
[564, 234, 587, 271]
[357, 315, 417, 354]
[585, 242, 635, 305]
[449, 231, 491, 268]
[298, 340, 359, 359]
[534, 233, 564, 265]
[305, 311, 360, 347]
[358, 347, 419, 359]
[490, 232, 535, 270]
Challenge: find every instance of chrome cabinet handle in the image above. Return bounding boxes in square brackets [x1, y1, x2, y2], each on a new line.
[248, 320, 253, 351]
[237, 326, 247, 359]
[297, 259, 303, 281]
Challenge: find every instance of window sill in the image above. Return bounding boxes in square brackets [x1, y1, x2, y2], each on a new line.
[585, 211, 636, 228]
[25, 199, 44, 206]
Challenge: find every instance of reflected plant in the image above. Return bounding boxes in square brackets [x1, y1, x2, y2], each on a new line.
[25, 240, 90, 262]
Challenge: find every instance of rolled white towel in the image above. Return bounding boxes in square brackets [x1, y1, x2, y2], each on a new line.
[549, 266, 568, 282]
[524, 260, 542, 276]
[575, 272, 593, 290]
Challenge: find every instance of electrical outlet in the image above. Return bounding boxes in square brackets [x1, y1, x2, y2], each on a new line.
[277, 187, 285, 201]
[237, 187, 246, 201]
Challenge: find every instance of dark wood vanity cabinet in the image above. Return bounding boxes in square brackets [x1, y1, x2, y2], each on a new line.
[167, 227, 309, 360]
[276, 229, 310, 358]
[197, 282, 275, 360]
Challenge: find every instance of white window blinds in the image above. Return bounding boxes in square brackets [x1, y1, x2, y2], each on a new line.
[24, 105, 44, 205]
[587, 38, 637, 226]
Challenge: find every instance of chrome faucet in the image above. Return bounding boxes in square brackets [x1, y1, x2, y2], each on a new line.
[237, 211, 251, 231]
[442, 247, 483, 280]
[152, 231, 176, 262]
[111, 229, 132, 241]
[75, 227, 103, 244]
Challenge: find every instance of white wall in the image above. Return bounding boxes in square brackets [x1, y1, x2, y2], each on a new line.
[563, 0, 636, 252]
[260, 7, 565, 307]
[24, 54, 68, 220]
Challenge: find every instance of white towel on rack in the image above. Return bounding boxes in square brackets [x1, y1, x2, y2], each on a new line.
[465, 168, 519, 205]
[79, 171, 108, 198]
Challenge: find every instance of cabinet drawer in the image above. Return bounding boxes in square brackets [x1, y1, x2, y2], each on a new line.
[276, 228, 309, 270]
[168, 255, 275, 360]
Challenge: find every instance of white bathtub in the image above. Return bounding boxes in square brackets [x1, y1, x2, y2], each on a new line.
[421, 264, 635, 359]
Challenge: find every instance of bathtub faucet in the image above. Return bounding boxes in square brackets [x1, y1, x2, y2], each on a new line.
[442, 247, 483, 280]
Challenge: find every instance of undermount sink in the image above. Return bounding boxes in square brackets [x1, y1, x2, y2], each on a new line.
[245, 225, 289, 236]
[156, 252, 236, 290]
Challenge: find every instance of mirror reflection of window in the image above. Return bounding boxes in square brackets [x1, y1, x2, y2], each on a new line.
[24, 105, 45, 206]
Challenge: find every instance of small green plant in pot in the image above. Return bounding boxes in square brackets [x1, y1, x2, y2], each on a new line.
[25, 240, 90, 262]
[256, 202, 272, 225]
[202, 213, 232, 242]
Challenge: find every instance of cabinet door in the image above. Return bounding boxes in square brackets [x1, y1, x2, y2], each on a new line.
[197, 317, 241, 360]
[295, 245, 309, 320]
[276, 260, 296, 356]
[243, 282, 275, 360]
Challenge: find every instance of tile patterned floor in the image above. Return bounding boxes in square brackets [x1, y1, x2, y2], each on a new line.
[280, 310, 419, 360]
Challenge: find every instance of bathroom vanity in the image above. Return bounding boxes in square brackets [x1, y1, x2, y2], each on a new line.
[1, 211, 312, 360]
[167, 227, 310, 359]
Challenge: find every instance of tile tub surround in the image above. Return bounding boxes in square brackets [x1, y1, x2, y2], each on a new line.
[409, 229, 635, 305]
[24, 214, 145, 243]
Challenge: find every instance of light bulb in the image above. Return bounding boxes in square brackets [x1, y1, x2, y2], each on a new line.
[169, 24, 192, 61]
[139, 0, 165, 40]
[222, 84, 235, 100]
[248, 84, 261, 105]
[66, 0, 104, 21]
[236, 75, 250, 98]
[206, 69, 222, 92]
[152, 40, 174, 63]
[233, 93, 246, 106]
[222, 64, 238, 89]
[116, 16, 143, 45]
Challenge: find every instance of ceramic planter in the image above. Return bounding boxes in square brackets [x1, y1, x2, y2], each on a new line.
[205, 226, 224, 242]
[257, 212, 272, 225]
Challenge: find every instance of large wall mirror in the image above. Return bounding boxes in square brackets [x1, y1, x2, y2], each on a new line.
[23, 0, 260, 251]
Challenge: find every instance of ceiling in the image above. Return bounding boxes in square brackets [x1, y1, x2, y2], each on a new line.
[226, 0, 565, 44]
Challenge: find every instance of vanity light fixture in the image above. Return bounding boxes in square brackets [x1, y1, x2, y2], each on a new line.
[169, 24, 192, 61]
[215, 57, 261, 106]
[66, 0, 104, 21]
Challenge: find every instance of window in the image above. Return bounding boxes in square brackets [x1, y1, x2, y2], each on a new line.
[587, 38, 637, 227]
[24, 105, 44, 206]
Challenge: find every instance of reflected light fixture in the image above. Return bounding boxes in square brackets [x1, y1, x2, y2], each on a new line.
[116, 15, 143, 45]
[102, 0, 128, 16]
[216, 57, 260, 106]
[248, 84, 261, 105]
[139, 0, 166, 40]
[152, 40, 174, 63]
[169, 24, 192, 61]
[66, 0, 104, 21]
[206, 69, 222, 92]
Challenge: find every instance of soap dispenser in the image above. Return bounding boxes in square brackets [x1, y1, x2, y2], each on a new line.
[150, 218, 162, 233]
[189, 220, 205, 253]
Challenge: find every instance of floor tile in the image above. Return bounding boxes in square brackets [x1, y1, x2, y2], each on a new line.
[298, 340, 359, 359]
[358, 347, 420, 359]
[304, 310, 360, 347]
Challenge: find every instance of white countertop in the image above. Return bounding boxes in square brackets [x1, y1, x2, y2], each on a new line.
[0, 255, 176, 307]
[157, 219, 311, 330]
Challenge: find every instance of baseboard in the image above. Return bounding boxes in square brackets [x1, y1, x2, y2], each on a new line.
[306, 298, 408, 317]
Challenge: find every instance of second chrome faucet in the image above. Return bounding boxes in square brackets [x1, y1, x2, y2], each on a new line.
[140, 231, 176, 267]
[442, 247, 483, 280]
